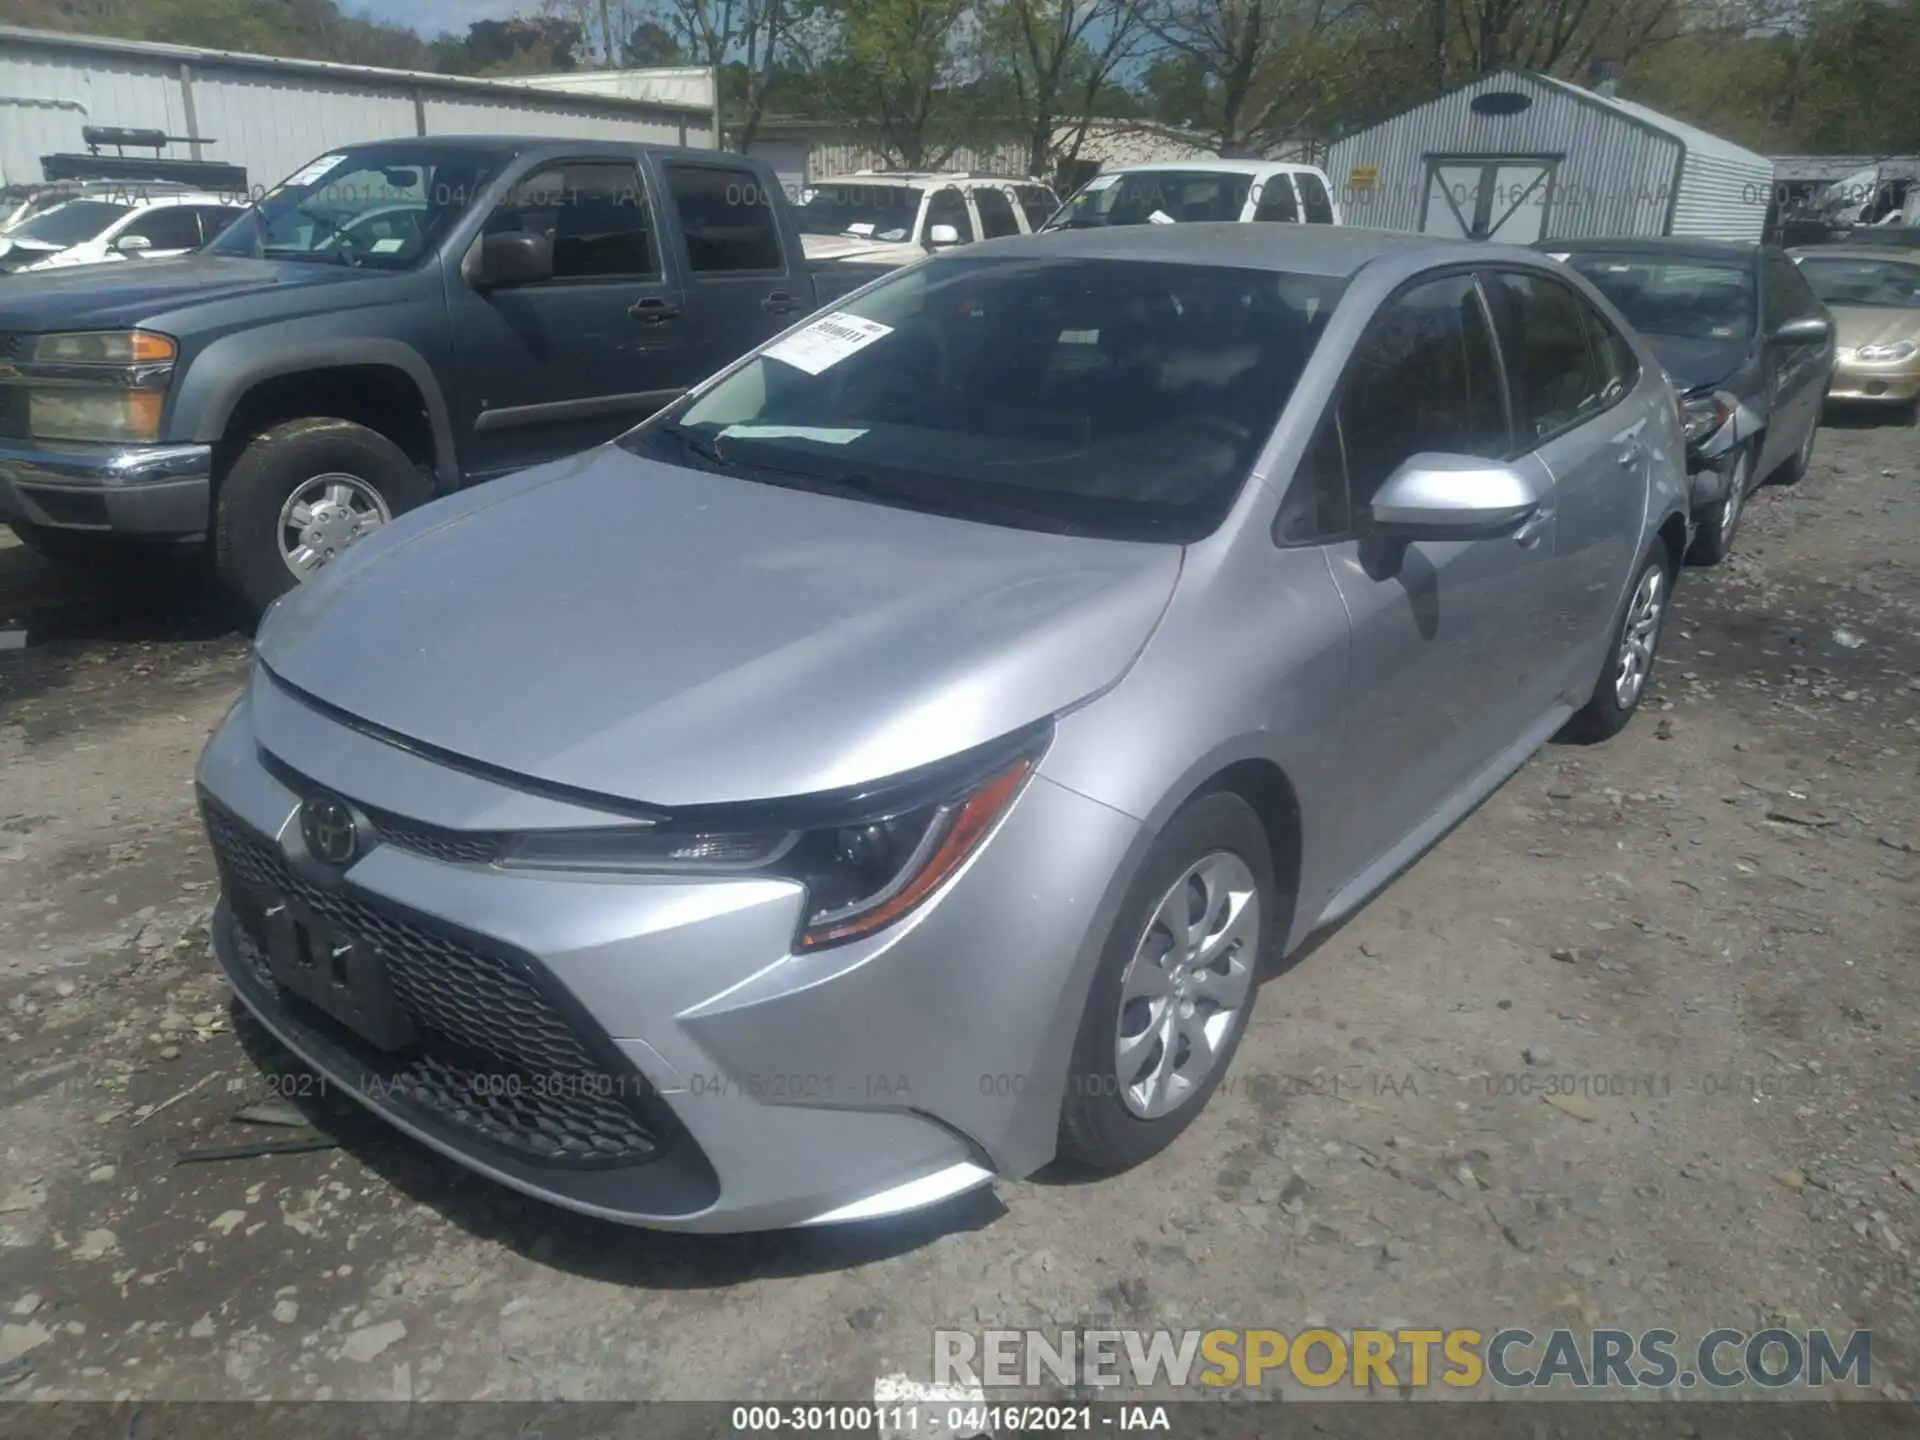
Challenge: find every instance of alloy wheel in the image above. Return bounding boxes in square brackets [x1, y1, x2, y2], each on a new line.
[277, 473, 390, 580]
[1113, 852, 1260, 1120]
[1613, 564, 1665, 710]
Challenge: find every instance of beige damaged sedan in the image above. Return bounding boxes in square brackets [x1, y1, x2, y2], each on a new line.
[1791, 247, 1920, 420]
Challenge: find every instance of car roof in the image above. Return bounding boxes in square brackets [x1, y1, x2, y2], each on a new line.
[810, 173, 1042, 190]
[1096, 159, 1326, 177]
[1545, 237, 1761, 264]
[961, 221, 1473, 277]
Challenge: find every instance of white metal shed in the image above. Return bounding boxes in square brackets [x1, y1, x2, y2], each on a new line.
[0, 26, 718, 194]
[1327, 69, 1773, 244]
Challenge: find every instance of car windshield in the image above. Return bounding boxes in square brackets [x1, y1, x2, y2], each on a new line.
[1796, 257, 1920, 308]
[207, 144, 508, 268]
[1044, 171, 1255, 230]
[10, 200, 131, 247]
[1564, 255, 1755, 340]
[797, 183, 921, 242]
[628, 254, 1347, 543]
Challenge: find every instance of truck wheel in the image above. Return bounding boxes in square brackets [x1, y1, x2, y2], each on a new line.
[215, 418, 431, 618]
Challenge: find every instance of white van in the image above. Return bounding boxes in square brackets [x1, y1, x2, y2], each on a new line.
[1041, 160, 1343, 231]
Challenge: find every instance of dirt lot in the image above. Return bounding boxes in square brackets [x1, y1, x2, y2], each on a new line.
[0, 416, 1915, 1405]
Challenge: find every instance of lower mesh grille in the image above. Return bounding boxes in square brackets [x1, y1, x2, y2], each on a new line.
[205, 801, 660, 1167]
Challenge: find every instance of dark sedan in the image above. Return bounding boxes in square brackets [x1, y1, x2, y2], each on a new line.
[1538, 239, 1835, 565]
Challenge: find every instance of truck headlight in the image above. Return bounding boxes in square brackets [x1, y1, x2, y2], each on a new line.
[31, 330, 176, 366]
[1856, 339, 1917, 363]
[27, 388, 165, 443]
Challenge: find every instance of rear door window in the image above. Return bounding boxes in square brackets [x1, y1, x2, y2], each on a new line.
[974, 186, 1020, 239]
[1297, 173, 1336, 224]
[1253, 176, 1300, 223]
[666, 163, 785, 273]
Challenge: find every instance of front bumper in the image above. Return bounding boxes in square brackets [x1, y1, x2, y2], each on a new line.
[0, 439, 211, 536]
[1825, 360, 1920, 405]
[195, 677, 1140, 1233]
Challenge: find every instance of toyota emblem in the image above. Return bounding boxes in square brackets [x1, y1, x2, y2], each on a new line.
[301, 793, 359, 866]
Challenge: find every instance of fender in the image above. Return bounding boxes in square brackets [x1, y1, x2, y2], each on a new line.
[173, 330, 460, 489]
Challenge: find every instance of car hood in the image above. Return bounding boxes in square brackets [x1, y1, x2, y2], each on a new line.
[1642, 334, 1752, 394]
[1830, 306, 1920, 350]
[802, 233, 921, 264]
[0, 255, 364, 330]
[256, 445, 1182, 809]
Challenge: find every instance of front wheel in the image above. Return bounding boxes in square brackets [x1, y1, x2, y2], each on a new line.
[214, 418, 431, 620]
[1771, 417, 1817, 486]
[1686, 445, 1753, 566]
[1057, 791, 1277, 1173]
[1561, 548, 1671, 744]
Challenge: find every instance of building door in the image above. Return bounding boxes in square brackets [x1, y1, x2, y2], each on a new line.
[1421, 159, 1555, 241]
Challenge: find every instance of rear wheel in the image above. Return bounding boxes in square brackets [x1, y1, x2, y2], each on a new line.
[1057, 791, 1277, 1173]
[214, 417, 431, 620]
[1686, 445, 1753, 566]
[1562, 547, 1671, 745]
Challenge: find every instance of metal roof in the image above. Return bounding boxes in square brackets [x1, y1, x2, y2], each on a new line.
[0, 24, 712, 117]
[1526, 72, 1769, 172]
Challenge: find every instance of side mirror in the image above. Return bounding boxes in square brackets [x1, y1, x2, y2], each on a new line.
[926, 223, 961, 247]
[1771, 314, 1830, 346]
[465, 231, 553, 289]
[1369, 454, 1545, 541]
[113, 233, 151, 253]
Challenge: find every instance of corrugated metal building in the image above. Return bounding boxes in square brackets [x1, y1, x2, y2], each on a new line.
[1327, 69, 1773, 244]
[0, 26, 718, 193]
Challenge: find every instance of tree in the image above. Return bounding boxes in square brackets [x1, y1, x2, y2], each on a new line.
[623, 18, 688, 63]
[646, 0, 796, 149]
[1121, 0, 1369, 154]
[980, 0, 1145, 177]
[461, 16, 586, 73]
[797, 0, 982, 168]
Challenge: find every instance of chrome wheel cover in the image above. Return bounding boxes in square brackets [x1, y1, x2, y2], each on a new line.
[1613, 564, 1665, 710]
[1719, 449, 1751, 545]
[277, 473, 390, 581]
[1114, 851, 1260, 1120]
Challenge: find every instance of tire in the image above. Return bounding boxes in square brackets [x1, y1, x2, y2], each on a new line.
[1685, 444, 1753, 567]
[214, 417, 431, 619]
[1561, 546, 1672, 745]
[1771, 417, 1817, 487]
[1057, 791, 1278, 1173]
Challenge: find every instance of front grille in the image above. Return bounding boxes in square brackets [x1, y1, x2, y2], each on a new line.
[365, 808, 506, 865]
[205, 802, 660, 1166]
[0, 334, 22, 361]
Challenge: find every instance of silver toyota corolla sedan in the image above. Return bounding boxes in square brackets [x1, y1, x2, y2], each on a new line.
[197, 224, 1691, 1233]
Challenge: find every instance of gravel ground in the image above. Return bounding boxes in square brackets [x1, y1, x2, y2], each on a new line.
[0, 414, 1915, 1404]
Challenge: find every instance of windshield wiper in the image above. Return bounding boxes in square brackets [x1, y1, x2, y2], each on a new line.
[652, 420, 730, 468]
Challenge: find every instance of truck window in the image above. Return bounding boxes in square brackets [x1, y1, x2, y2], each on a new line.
[975, 187, 1020, 239]
[666, 163, 785, 274]
[1253, 176, 1299, 223]
[1297, 172, 1336, 224]
[1016, 186, 1057, 230]
[487, 161, 658, 279]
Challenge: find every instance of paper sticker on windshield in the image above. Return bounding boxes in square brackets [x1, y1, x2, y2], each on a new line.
[1081, 174, 1120, 192]
[763, 314, 893, 376]
[1148, 209, 1176, 225]
[284, 154, 346, 189]
[1546, 252, 1571, 262]
[719, 424, 868, 444]
[369, 237, 406, 254]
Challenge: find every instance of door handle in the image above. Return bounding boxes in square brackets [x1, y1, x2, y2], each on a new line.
[761, 291, 802, 315]
[1513, 505, 1552, 548]
[1617, 444, 1642, 469]
[629, 297, 680, 323]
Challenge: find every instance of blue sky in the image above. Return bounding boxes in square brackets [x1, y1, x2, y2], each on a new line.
[352, 0, 525, 38]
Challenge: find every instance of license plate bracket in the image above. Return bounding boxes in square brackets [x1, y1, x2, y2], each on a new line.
[256, 899, 418, 1052]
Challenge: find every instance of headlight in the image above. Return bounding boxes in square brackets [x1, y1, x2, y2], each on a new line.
[1680, 391, 1733, 447]
[31, 330, 176, 365]
[27, 388, 165, 443]
[499, 727, 1048, 950]
[1855, 339, 1918, 363]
